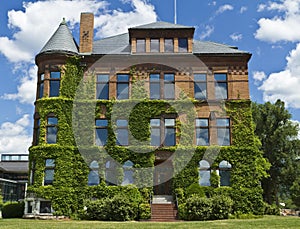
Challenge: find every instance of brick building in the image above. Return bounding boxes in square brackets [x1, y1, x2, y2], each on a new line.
[24, 13, 263, 220]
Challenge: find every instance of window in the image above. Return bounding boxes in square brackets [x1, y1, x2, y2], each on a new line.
[40, 201, 52, 213]
[116, 119, 128, 146]
[164, 118, 176, 146]
[150, 39, 160, 52]
[46, 116, 58, 144]
[117, 74, 129, 99]
[150, 74, 160, 99]
[96, 74, 109, 99]
[122, 160, 134, 185]
[194, 74, 207, 100]
[44, 159, 55, 185]
[178, 38, 188, 52]
[88, 161, 99, 186]
[49, 71, 60, 97]
[150, 119, 160, 146]
[164, 38, 174, 53]
[136, 39, 146, 53]
[164, 74, 175, 99]
[150, 118, 176, 146]
[106, 160, 118, 185]
[38, 73, 44, 98]
[214, 73, 228, 99]
[199, 160, 210, 186]
[219, 160, 232, 186]
[30, 161, 35, 185]
[216, 118, 230, 146]
[35, 118, 40, 145]
[196, 119, 209, 146]
[95, 119, 108, 146]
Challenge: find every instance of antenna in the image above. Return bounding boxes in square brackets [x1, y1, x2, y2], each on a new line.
[174, 0, 177, 24]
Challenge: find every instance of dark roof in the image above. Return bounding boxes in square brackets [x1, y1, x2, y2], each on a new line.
[130, 21, 194, 29]
[38, 18, 78, 55]
[92, 33, 248, 55]
[0, 161, 29, 173]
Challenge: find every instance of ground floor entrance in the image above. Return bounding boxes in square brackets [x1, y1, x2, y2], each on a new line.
[153, 160, 173, 195]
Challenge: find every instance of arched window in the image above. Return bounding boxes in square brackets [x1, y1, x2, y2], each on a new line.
[105, 160, 118, 186]
[199, 160, 211, 186]
[88, 161, 99, 186]
[122, 160, 134, 185]
[219, 160, 232, 186]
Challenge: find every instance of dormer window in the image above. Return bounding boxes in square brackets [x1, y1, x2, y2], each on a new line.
[136, 39, 146, 53]
[150, 39, 160, 52]
[178, 38, 188, 52]
[164, 39, 174, 53]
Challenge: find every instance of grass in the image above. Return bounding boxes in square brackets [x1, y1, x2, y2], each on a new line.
[0, 216, 299, 229]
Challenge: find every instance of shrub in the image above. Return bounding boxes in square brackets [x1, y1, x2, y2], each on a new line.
[185, 195, 212, 221]
[2, 202, 24, 218]
[210, 170, 220, 188]
[211, 195, 233, 220]
[186, 183, 205, 197]
[264, 203, 280, 215]
[138, 203, 151, 219]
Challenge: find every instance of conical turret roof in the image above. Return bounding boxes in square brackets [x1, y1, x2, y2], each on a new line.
[38, 18, 78, 55]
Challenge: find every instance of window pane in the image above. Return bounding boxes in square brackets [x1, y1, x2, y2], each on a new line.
[194, 74, 206, 81]
[117, 129, 128, 145]
[217, 119, 230, 126]
[164, 128, 175, 146]
[49, 81, 60, 97]
[165, 39, 174, 53]
[196, 129, 209, 146]
[199, 170, 210, 186]
[48, 117, 58, 125]
[47, 127, 57, 144]
[96, 119, 108, 126]
[122, 170, 134, 185]
[199, 160, 210, 169]
[39, 82, 44, 98]
[178, 38, 188, 52]
[219, 160, 232, 169]
[88, 170, 99, 186]
[220, 170, 230, 186]
[45, 159, 55, 167]
[150, 83, 160, 99]
[116, 120, 128, 126]
[44, 169, 54, 185]
[97, 83, 109, 99]
[136, 39, 145, 53]
[117, 74, 129, 82]
[50, 72, 60, 79]
[117, 83, 129, 99]
[164, 83, 174, 99]
[150, 119, 160, 126]
[214, 73, 227, 81]
[215, 82, 228, 99]
[217, 128, 230, 146]
[151, 128, 160, 146]
[40, 73, 45, 81]
[97, 74, 109, 82]
[195, 82, 207, 99]
[150, 39, 159, 52]
[196, 119, 208, 127]
[95, 129, 108, 146]
[165, 119, 175, 126]
[40, 201, 52, 213]
[164, 74, 174, 81]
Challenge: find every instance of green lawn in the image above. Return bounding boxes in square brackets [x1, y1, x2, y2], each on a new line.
[0, 216, 299, 229]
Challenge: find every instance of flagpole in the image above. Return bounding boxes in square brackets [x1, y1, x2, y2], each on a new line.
[174, 0, 177, 24]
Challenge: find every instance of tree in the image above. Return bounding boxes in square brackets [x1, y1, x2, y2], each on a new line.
[252, 99, 300, 206]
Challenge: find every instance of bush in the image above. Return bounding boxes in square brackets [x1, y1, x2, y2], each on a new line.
[264, 203, 280, 215]
[138, 203, 151, 219]
[186, 183, 205, 197]
[211, 195, 233, 220]
[2, 202, 24, 218]
[185, 195, 212, 221]
[210, 170, 220, 188]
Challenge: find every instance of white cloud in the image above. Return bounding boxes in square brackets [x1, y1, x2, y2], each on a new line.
[230, 33, 242, 41]
[259, 43, 300, 108]
[0, 114, 32, 154]
[291, 120, 300, 139]
[199, 25, 214, 40]
[255, 0, 300, 42]
[253, 71, 267, 83]
[216, 4, 234, 15]
[1, 65, 37, 104]
[240, 6, 247, 14]
[94, 0, 157, 38]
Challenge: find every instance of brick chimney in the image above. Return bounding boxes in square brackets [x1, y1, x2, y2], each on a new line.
[79, 13, 94, 53]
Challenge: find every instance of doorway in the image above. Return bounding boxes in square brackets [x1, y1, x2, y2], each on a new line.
[153, 160, 173, 195]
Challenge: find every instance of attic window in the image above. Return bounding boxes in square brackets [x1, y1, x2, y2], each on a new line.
[178, 38, 188, 52]
[150, 39, 160, 52]
[136, 39, 146, 53]
[164, 39, 174, 53]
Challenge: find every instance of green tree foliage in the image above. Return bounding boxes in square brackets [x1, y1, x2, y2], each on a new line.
[252, 100, 300, 206]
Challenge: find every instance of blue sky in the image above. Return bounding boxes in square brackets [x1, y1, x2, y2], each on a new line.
[0, 0, 300, 155]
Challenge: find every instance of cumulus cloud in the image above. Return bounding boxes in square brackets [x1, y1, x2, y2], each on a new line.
[240, 6, 247, 14]
[199, 25, 214, 40]
[216, 4, 234, 15]
[230, 33, 242, 41]
[253, 71, 267, 84]
[259, 43, 300, 108]
[0, 114, 32, 154]
[255, 0, 300, 42]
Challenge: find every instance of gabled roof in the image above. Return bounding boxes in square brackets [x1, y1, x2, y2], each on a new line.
[38, 18, 78, 55]
[130, 21, 194, 29]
